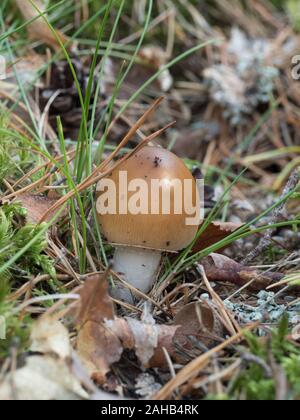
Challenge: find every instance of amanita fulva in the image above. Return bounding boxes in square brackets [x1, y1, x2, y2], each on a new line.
[96, 146, 201, 301]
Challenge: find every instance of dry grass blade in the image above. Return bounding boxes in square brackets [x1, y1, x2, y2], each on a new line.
[1, 150, 76, 200]
[198, 264, 240, 336]
[102, 96, 165, 172]
[15, 0, 69, 51]
[3, 173, 53, 201]
[153, 322, 259, 400]
[12, 150, 76, 189]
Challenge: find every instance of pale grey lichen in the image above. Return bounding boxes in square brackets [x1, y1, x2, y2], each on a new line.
[204, 28, 279, 126]
[224, 291, 300, 328]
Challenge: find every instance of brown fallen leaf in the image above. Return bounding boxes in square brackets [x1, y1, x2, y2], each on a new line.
[17, 193, 67, 224]
[0, 55, 46, 130]
[173, 302, 224, 355]
[75, 274, 123, 384]
[193, 221, 244, 253]
[105, 317, 177, 369]
[74, 275, 224, 377]
[107, 301, 223, 368]
[15, 0, 69, 51]
[202, 253, 286, 291]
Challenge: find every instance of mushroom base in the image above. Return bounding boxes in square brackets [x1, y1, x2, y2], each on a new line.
[112, 246, 162, 300]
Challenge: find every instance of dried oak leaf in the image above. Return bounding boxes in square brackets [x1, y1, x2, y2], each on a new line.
[192, 221, 244, 253]
[75, 274, 123, 384]
[17, 193, 67, 224]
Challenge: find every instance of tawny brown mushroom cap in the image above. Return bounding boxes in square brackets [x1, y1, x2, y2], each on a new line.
[97, 146, 200, 251]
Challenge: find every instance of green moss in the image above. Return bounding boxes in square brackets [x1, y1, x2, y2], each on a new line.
[282, 355, 300, 398]
[0, 122, 43, 194]
[0, 204, 56, 360]
[286, 0, 300, 31]
[0, 203, 56, 283]
[229, 318, 300, 400]
[0, 277, 31, 359]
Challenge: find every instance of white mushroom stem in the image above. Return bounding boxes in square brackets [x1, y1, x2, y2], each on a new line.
[113, 246, 162, 294]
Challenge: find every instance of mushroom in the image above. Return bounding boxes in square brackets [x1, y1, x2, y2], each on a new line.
[96, 146, 201, 301]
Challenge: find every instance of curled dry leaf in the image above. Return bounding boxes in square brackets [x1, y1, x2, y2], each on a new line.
[202, 253, 286, 291]
[126, 306, 159, 367]
[17, 193, 67, 224]
[74, 274, 224, 378]
[192, 221, 244, 253]
[107, 301, 224, 368]
[0, 54, 47, 132]
[75, 274, 123, 384]
[173, 302, 224, 360]
[15, 0, 69, 51]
